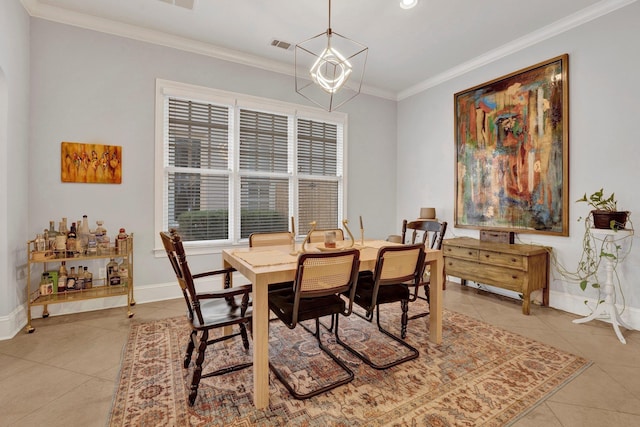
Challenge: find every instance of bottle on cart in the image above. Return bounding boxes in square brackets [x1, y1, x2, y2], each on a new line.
[47, 221, 58, 250]
[107, 258, 120, 286]
[76, 265, 85, 290]
[67, 222, 77, 253]
[79, 215, 90, 251]
[117, 228, 128, 255]
[58, 261, 68, 292]
[119, 258, 129, 286]
[95, 220, 109, 255]
[67, 266, 77, 290]
[35, 233, 47, 252]
[84, 267, 93, 289]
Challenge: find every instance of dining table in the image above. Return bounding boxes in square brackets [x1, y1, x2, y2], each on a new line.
[222, 239, 444, 409]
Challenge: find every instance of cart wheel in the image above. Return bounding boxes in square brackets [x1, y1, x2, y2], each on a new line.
[42, 313, 49, 318]
[27, 327, 35, 334]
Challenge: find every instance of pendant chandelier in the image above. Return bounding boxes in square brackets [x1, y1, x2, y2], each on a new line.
[295, 0, 368, 112]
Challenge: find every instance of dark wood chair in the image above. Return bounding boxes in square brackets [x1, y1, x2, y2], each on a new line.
[337, 243, 424, 369]
[268, 249, 360, 399]
[159, 230, 252, 406]
[401, 220, 447, 326]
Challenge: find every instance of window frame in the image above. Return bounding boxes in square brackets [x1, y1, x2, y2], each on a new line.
[154, 79, 348, 255]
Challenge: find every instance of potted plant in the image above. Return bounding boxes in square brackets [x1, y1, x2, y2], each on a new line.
[576, 188, 629, 229]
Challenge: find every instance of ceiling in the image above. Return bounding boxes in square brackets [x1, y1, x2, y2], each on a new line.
[22, 0, 629, 100]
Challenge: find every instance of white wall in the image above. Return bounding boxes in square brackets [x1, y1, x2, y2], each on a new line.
[13, 19, 397, 333]
[0, 1, 30, 339]
[398, 1, 640, 328]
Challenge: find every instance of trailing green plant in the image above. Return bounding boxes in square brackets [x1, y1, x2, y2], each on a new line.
[576, 188, 617, 211]
[550, 209, 633, 313]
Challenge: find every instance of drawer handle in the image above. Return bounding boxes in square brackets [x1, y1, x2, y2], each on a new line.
[468, 251, 474, 256]
[484, 254, 490, 258]
[512, 275, 518, 279]
[512, 258, 517, 263]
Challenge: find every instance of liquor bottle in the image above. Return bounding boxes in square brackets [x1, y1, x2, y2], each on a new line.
[87, 232, 98, 255]
[39, 273, 53, 296]
[58, 262, 68, 293]
[35, 233, 46, 252]
[79, 215, 90, 252]
[67, 222, 77, 252]
[95, 220, 109, 255]
[107, 258, 120, 286]
[76, 265, 85, 290]
[84, 266, 93, 289]
[117, 228, 128, 255]
[119, 257, 129, 286]
[48, 221, 58, 250]
[67, 266, 77, 291]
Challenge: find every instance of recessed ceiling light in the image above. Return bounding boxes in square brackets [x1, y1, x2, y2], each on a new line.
[400, 0, 418, 9]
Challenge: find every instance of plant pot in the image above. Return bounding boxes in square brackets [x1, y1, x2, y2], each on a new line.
[591, 210, 629, 230]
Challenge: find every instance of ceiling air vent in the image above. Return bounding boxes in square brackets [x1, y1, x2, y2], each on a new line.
[270, 39, 293, 51]
[157, 0, 195, 10]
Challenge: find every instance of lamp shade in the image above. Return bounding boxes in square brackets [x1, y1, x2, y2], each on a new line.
[295, 30, 368, 112]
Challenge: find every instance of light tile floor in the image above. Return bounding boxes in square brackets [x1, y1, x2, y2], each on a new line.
[0, 283, 638, 426]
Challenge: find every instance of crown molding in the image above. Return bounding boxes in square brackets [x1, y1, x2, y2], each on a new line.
[20, 0, 397, 101]
[21, 0, 635, 102]
[398, 0, 638, 100]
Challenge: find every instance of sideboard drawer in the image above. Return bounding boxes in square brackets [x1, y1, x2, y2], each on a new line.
[479, 250, 524, 270]
[443, 245, 478, 261]
[445, 257, 523, 291]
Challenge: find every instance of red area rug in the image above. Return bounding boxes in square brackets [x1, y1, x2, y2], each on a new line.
[109, 302, 590, 426]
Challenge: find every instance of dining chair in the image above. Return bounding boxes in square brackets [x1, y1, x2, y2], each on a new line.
[159, 230, 253, 406]
[401, 220, 448, 323]
[337, 243, 424, 369]
[249, 231, 293, 247]
[249, 231, 295, 294]
[268, 249, 360, 399]
[308, 228, 345, 243]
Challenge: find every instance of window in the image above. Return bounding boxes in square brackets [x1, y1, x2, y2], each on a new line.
[155, 80, 347, 250]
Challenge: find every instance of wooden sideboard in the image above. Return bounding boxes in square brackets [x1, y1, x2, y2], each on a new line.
[442, 237, 549, 315]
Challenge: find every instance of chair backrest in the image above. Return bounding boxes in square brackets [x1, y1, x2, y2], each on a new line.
[290, 249, 360, 324]
[159, 230, 201, 323]
[249, 231, 293, 247]
[369, 243, 425, 308]
[308, 228, 345, 243]
[401, 220, 447, 250]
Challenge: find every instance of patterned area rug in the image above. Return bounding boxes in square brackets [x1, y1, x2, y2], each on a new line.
[109, 301, 590, 426]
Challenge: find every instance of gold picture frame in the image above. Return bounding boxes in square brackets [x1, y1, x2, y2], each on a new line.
[454, 54, 569, 236]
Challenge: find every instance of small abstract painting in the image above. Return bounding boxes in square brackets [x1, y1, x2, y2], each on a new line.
[454, 55, 569, 236]
[61, 142, 122, 184]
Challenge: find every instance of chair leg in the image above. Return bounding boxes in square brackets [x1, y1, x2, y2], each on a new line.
[270, 315, 354, 399]
[337, 304, 419, 370]
[189, 329, 208, 406]
[400, 300, 409, 339]
[184, 330, 197, 368]
[240, 322, 250, 350]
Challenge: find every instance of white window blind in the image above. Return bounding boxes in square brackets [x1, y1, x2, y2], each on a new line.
[157, 80, 346, 246]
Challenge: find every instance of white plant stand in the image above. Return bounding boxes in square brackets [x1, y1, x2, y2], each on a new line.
[572, 228, 633, 344]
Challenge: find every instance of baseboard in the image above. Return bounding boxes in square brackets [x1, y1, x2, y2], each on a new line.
[0, 273, 252, 340]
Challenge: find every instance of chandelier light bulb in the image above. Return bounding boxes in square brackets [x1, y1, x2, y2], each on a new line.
[310, 45, 353, 93]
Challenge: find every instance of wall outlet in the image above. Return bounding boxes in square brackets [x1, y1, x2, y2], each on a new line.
[98, 267, 106, 279]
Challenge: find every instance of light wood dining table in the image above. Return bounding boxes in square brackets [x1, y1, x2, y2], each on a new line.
[222, 239, 444, 409]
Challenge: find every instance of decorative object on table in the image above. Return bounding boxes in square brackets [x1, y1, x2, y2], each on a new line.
[61, 141, 122, 184]
[419, 207, 436, 220]
[341, 219, 356, 247]
[359, 215, 364, 246]
[294, 0, 368, 112]
[576, 188, 629, 230]
[109, 307, 590, 427]
[454, 54, 569, 236]
[301, 221, 317, 253]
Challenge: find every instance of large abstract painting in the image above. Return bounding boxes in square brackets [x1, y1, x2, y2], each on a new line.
[454, 55, 569, 236]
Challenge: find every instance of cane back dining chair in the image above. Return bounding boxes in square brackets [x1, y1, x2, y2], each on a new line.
[160, 230, 253, 406]
[337, 243, 424, 369]
[268, 249, 360, 399]
[308, 228, 345, 243]
[249, 231, 293, 247]
[401, 219, 447, 324]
